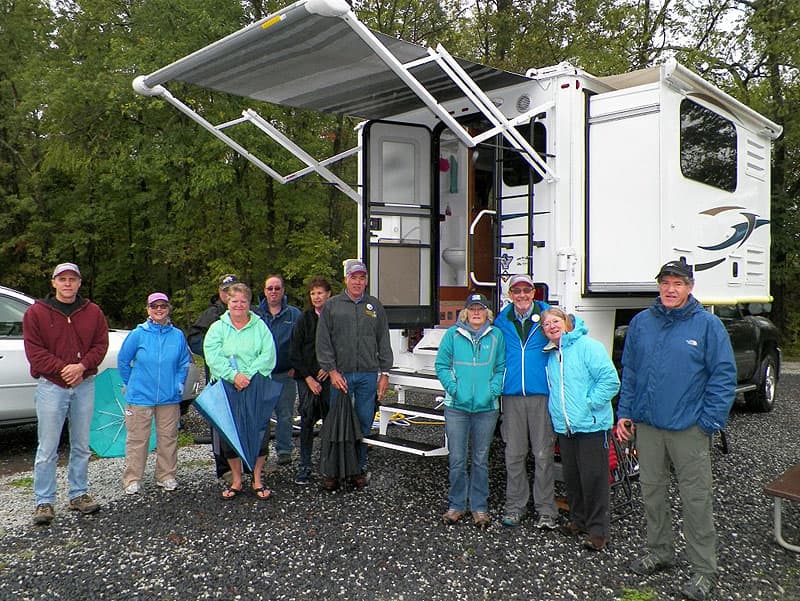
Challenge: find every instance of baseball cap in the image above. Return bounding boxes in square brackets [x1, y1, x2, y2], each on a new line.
[465, 293, 490, 309]
[656, 260, 693, 280]
[344, 259, 368, 277]
[218, 274, 240, 289]
[52, 263, 81, 279]
[508, 274, 534, 288]
[147, 292, 169, 305]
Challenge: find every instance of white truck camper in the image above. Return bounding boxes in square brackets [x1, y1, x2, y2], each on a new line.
[134, 0, 782, 455]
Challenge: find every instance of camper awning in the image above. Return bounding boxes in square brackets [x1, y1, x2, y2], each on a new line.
[139, 0, 529, 120]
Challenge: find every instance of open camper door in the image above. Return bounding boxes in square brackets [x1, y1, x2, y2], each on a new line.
[363, 121, 436, 328]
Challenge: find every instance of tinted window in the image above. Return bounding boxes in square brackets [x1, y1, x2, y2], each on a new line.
[680, 99, 737, 192]
[0, 295, 28, 337]
[503, 122, 547, 187]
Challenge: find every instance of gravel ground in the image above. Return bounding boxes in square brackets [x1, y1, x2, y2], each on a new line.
[1, 370, 799, 601]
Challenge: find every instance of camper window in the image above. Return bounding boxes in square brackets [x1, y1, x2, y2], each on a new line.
[502, 122, 547, 187]
[679, 99, 737, 193]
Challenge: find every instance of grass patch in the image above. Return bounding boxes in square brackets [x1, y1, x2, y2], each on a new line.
[619, 588, 657, 601]
[177, 431, 195, 448]
[8, 477, 33, 488]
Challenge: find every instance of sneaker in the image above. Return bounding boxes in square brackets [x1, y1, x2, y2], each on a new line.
[535, 515, 558, 530]
[124, 482, 141, 495]
[472, 511, 490, 529]
[277, 453, 292, 465]
[629, 553, 674, 576]
[33, 503, 55, 525]
[680, 574, 715, 601]
[501, 513, 524, 527]
[442, 509, 464, 525]
[69, 494, 100, 514]
[294, 470, 311, 485]
[156, 479, 178, 492]
[582, 534, 608, 551]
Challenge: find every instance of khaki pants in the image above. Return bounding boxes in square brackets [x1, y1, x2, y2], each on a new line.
[123, 404, 180, 487]
[637, 423, 717, 576]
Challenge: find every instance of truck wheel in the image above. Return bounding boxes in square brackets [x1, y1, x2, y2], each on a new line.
[744, 352, 778, 412]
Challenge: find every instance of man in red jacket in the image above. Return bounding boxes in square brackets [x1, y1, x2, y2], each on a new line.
[23, 262, 109, 525]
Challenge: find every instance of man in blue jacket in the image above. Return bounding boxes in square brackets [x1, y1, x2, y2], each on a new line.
[259, 274, 302, 465]
[494, 274, 558, 529]
[617, 260, 735, 601]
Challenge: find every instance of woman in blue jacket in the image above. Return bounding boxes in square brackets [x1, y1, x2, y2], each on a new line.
[118, 293, 191, 494]
[435, 293, 505, 529]
[542, 307, 620, 550]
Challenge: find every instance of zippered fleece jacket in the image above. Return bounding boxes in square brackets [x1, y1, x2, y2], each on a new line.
[435, 321, 506, 413]
[23, 294, 109, 388]
[316, 293, 393, 374]
[617, 295, 736, 434]
[118, 320, 191, 406]
[545, 315, 620, 435]
[203, 311, 276, 383]
[290, 308, 322, 381]
[494, 301, 550, 396]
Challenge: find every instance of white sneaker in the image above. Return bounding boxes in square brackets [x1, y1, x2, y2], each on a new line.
[157, 478, 178, 492]
[124, 482, 140, 495]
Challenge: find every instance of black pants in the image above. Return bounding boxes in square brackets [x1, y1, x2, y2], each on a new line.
[558, 430, 611, 538]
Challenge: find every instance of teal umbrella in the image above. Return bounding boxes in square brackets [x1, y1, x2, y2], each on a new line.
[89, 368, 156, 458]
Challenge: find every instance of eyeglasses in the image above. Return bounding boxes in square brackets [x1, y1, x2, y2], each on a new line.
[509, 287, 533, 294]
[265, 286, 283, 291]
[149, 303, 169, 310]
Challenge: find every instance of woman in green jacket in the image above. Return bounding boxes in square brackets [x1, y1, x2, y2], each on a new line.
[204, 283, 276, 500]
[435, 293, 506, 529]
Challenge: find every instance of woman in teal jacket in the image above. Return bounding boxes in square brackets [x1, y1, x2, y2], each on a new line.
[204, 283, 277, 500]
[118, 293, 191, 495]
[435, 293, 505, 529]
[542, 307, 619, 551]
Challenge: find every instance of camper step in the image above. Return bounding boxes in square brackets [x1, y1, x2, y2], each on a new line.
[379, 403, 444, 421]
[364, 433, 448, 457]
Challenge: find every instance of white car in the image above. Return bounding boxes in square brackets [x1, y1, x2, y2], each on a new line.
[0, 285, 204, 426]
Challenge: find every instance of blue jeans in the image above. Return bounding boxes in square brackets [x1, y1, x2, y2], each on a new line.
[272, 372, 297, 457]
[444, 406, 499, 513]
[343, 372, 378, 471]
[33, 378, 95, 505]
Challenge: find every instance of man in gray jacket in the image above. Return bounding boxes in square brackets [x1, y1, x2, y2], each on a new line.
[316, 259, 393, 488]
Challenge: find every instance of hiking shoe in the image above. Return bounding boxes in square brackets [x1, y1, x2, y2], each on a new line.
[680, 574, 715, 601]
[472, 511, 490, 529]
[124, 482, 141, 495]
[535, 515, 558, 530]
[442, 509, 464, 525]
[294, 470, 311, 485]
[277, 453, 292, 465]
[349, 473, 369, 489]
[69, 494, 100, 514]
[629, 553, 674, 576]
[559, 521, 585, 537]
[582, 535, 608, 551]
[156, 478, 178, 492]
[33, 503, 55, 525]
[501, 513, 524, 527]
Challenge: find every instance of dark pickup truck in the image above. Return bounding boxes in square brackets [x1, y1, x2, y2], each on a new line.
[613, 303, 781, 412]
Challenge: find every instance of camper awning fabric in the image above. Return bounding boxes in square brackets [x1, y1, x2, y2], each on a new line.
[141, 0, 529, 120]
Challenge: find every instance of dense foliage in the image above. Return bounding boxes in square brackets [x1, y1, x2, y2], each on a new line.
[1, 0, 798, 351]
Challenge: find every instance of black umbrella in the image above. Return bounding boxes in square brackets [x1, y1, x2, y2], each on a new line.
[318, 390, 362, 480]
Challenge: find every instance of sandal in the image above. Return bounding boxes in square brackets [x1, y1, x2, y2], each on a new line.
[220, 485, 242, 500]
[252, 486, 273, 500]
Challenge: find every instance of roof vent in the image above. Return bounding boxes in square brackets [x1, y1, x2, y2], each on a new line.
[517, 94, 531, 113]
